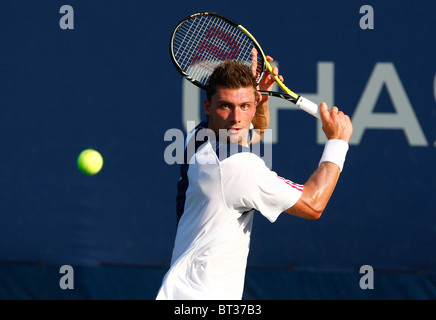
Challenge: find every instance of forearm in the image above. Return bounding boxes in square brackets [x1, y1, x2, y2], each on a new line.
[285, 138, 349, 219]
[250, 100, 270, 142]
[285, 162, 340, 219]
[251, 55, 277, 142]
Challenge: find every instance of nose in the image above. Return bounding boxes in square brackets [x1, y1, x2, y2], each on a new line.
[230, 107, 241, 123]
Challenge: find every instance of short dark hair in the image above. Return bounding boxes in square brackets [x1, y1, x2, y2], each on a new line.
[206, 60, 257, 101]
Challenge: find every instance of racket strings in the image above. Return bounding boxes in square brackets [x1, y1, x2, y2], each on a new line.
[172, 15, 264, 87]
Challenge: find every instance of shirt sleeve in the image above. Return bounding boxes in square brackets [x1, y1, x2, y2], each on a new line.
[221, 152, 303, 223]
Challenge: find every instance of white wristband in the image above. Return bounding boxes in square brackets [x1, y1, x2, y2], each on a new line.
[319, 139, 349, 172]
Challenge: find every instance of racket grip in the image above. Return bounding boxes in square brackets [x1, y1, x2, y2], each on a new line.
[295, 96, 320, 119]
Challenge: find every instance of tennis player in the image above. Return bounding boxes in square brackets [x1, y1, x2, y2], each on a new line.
[156, 60, 353, 300]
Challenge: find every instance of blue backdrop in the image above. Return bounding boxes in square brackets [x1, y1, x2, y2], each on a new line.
[0, 0, 435, 299]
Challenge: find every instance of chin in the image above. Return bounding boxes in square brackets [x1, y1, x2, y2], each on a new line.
[227, 137, 240, 144]
[228, 134, 247, 145]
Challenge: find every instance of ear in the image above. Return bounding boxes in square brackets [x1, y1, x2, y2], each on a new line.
[204, 99, 211, 117]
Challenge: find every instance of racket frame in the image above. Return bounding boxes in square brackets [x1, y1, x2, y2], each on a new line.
[170, 12, 320, 119]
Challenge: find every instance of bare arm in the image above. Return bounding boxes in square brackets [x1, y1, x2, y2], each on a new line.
[250, 97, 270, 143]
[250, 55, 281, 144]
[285, 102, 353, 219]
[285, 162, 340, 219]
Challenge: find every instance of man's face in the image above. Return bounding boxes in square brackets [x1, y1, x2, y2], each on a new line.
[204, 86, 257, 145]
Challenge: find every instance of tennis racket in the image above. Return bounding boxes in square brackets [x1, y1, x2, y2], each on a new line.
[170, 11, 320, 119]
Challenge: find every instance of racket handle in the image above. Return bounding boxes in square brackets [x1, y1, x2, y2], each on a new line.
[295, 96, 320, 119]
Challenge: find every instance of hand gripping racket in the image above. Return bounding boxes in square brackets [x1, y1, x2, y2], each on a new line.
[170, 12, 320, 119]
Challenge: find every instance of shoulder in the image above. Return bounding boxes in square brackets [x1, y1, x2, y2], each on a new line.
[220, 147, 268, 176]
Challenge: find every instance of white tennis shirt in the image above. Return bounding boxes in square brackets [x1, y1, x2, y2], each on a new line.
[156, 122, 303, 300]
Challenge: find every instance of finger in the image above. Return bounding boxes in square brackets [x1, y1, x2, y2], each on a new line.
[330, 106, 339, 115]
[266, 55, 273, 62]
[320, 102, 330, 122]
[251, 48, 258, 60]
[272, 66, 279, 76]
[320, 102, 329, 111]
[251, 48, 258, 76]
[271, 67, 284, 82]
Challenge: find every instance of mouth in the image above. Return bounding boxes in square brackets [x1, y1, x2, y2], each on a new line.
[228, 128, 242, 134]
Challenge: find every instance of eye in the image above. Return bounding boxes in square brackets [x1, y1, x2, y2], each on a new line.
[241, 104, 249, 110]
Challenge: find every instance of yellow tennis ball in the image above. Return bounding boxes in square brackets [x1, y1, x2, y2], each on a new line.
[77, 149, 103, 175]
